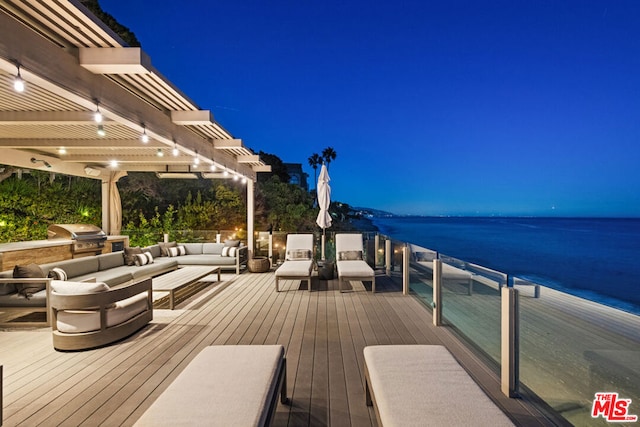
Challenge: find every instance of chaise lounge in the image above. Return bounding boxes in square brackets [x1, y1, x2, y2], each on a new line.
[135, 345, 288, 426]
[364, 345, 514, 426]
[335, 233, 375, 293]
[274, 234, 314, 292]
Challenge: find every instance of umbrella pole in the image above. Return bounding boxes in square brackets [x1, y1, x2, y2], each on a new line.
[321, 229, 326, 261]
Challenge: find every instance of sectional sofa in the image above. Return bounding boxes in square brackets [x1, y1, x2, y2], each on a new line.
[0, 240, 248, 327]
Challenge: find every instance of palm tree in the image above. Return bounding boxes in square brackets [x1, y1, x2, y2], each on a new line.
[321, 147, 337, 169]
[308, 153, 322, 188]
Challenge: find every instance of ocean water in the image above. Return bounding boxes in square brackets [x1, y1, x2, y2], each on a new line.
[372, 216, 640, 315]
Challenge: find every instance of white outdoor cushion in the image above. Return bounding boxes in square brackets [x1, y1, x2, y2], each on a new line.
[364, 345, 513, 426]
[275, 260, 313, 277]
[51, 280, 109, 294]
[284, 234, 313, 252]
[336, 260, 373, 277]
[135, 345, 284, 427]
[56, 292, 148, 333]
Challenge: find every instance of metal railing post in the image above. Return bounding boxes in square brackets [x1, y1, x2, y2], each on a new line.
[501, 286, 519, 397]
[385, 239, 392, 276]
[268, 232, 273, 268]
[433, 259, 442, 326]
[402, 245, 410, 295]
[374, 234, 380, 267]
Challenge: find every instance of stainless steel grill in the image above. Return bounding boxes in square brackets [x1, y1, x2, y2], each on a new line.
[47, 224, 107, 256]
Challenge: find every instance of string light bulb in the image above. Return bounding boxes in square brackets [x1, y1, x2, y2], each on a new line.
[172, 143, 179, 157]
[94, 101, 103, 123]
[210, 163, 217, 172]
[13, 65, 25, 93]
[193, 152, 200, 166]
[156, 148, 164, 157]
[97, 124, 106, 137]
[140, 126, 149, 143]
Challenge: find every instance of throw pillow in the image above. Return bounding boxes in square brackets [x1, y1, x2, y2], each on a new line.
[224, 239, 241, 247]
[124, 246, 143, 265]
[134, 252, 154, 266]
[158, 241, 177, 257]
[168, 245, 186, 257]
[47, 267, 68, 281]
[221, 246, 230, 257]
[13, 263, 46, 299]
[286, 249, 312, 260]
[338, 250, 363, 261]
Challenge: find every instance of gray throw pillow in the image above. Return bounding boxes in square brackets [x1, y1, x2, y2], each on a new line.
[224, 240, 241, 247]
[13, 263, 46, 299]
[124, 246, 143, 265]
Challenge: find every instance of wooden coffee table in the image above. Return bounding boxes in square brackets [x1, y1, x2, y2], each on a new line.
[152, 266, 221, 309]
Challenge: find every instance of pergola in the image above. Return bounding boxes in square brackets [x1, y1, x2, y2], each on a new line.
[0, 0, 270, 255]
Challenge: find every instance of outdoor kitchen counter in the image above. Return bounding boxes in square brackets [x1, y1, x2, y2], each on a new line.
[0, 236, 128, 271]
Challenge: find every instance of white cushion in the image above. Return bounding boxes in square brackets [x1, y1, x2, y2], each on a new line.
[285, 234, 313, 252]
[335, 233, 365, 252]
[364, 345, 513, 426]
[135, 345, 284, 427]
[337, 260, 373, 277]
[51, 280, 110, 294]
[56, 292, 148, 334]
[275, 260, 313, 277]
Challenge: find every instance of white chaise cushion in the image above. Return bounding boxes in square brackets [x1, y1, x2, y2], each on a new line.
[364, 345, 513, 426]
[336, 260, 373, 277]
[135, 345, 285, 427]
[275, 260, 313, 277]
[56, 292, 148, 334]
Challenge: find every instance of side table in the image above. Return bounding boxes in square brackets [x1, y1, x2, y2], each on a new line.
[317, 261, 335, 280]
[248, 256, 271, 273]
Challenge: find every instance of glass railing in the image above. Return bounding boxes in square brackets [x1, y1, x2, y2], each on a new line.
[516, 280, 640, 426]
[368, 232, 640, 426]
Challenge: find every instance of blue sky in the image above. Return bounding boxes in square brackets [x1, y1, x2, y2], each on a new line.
[100, 0, 640, 217]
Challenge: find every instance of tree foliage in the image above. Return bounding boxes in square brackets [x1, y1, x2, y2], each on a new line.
[0, 171, 101, 242]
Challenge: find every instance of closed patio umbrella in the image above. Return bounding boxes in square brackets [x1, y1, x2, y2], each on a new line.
[316, 163, 332, 260]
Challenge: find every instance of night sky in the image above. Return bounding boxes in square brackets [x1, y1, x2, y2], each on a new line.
[100, 0, 640, 217]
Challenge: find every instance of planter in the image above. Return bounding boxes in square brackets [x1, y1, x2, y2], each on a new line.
[248, 257, 271, 273]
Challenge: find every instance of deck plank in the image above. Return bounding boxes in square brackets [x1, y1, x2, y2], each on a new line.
[1, 270, 558, 426]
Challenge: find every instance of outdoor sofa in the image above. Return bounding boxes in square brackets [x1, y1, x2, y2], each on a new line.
[0, 240, 247, 326]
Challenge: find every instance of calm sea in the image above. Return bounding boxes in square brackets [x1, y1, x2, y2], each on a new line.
[371, 216, 640, 315]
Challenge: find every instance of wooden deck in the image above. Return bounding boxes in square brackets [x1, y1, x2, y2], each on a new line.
[1, 271, 554, 426]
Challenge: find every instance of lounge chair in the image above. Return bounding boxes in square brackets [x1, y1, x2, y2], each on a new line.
[274, 234, 314, 292]
[336, 233, 375, 293]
